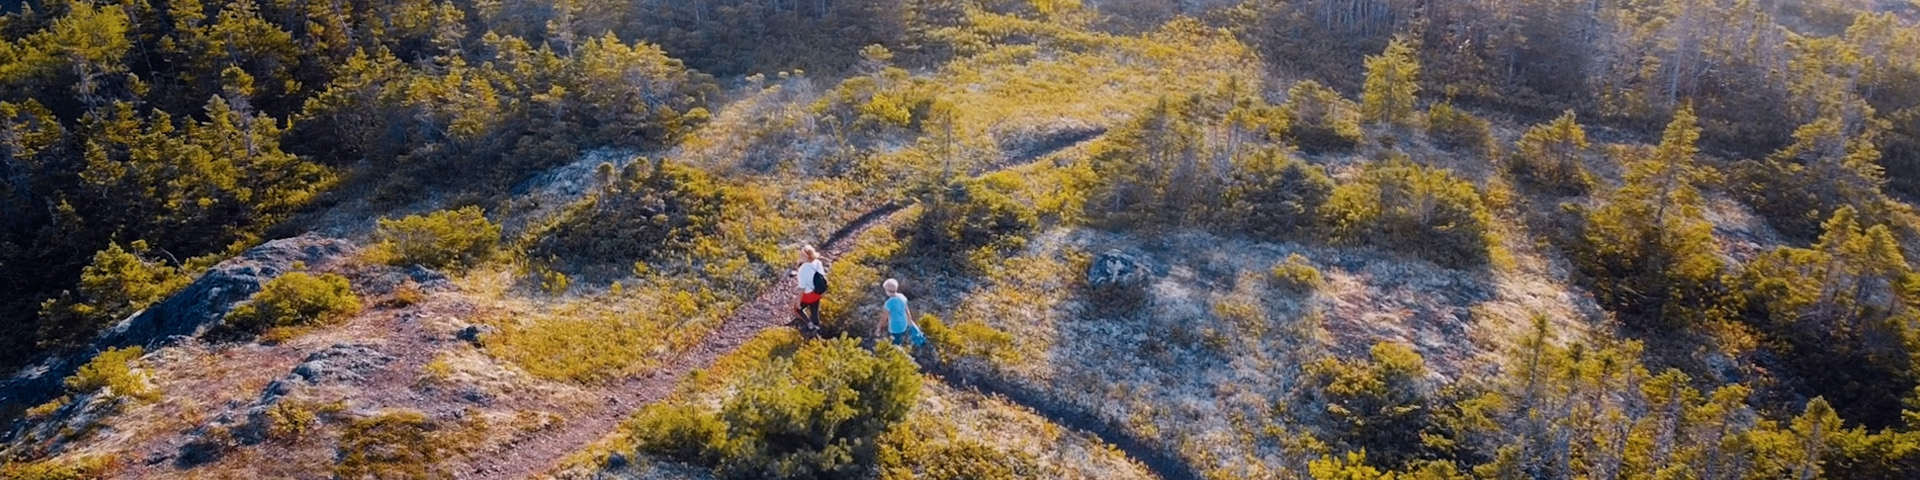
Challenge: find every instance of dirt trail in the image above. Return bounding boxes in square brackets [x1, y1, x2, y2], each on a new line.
[459, 129, 1162, 479]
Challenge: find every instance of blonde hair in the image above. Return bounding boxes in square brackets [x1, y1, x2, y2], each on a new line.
[802, 244, 818, 260]
[883, 278, 899, 293]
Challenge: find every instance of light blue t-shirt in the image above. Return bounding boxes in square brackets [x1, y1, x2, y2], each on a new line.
[885, 294, 910, 334]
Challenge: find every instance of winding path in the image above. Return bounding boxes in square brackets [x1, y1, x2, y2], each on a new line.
[458, 129, 1195, 480]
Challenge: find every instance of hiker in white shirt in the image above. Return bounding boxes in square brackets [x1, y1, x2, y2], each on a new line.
[792, 245, 827, 333]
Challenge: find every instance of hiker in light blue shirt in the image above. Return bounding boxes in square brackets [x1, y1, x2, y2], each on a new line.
[878, 278, 921, 347]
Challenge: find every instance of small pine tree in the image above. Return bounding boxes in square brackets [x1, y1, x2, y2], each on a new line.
[1361, 38, 1421, 128]
[36, 241, 191, 349]
[1510, 110, 1593, 195]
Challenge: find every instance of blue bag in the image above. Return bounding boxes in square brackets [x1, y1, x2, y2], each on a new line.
[908, 324, 927, 346]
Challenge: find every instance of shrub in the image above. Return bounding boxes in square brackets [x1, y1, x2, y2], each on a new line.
[1361, 38, 1421, 128]
[715, 338, 921, 479]
[1508, 110, 1593, 196]
[1283, 80, 1363, 153]
[1323, 154, 1492, 268]
[919, 315, 1018, 366]
[1732, 207, 1920, 426]
[372, 206, 501, 270]
[630, 404, 726, 464]
[1728, 117, 1889, 243]
[1085, 97, 1215, 228]
[1271, 254, 1324, 293]
[880, 437, 1039, 480]
[1213, 297, 1268, 339]
[1226, 149, 1335, 239]
[813, 69, 939, 136]
[264, 401, 319, 443]
[1426, 102, 1493, 154]
[65, 346, 156, 401]
[909, 180, 1039, 265]
[1300, 343, 1438, 470]
[633, 338, 920, 479]
[529, 161, 729, 271]
[386, 282, 424, 308]
[334, 410, 447, 479]
[224, 272, 362, 334]
[0, 456, 111, 480]
[1569, 108, 1725, 330]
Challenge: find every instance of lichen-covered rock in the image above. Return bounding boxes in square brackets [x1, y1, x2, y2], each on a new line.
[1087, 249, 1152, 288]
[261, 343, 394, 404]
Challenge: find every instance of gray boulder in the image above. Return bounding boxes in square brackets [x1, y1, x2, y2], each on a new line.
[1087, 249, 1152, 288]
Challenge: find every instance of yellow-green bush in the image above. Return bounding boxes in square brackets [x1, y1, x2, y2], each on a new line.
[633, 338, 920, 480]
[65, 346, 156, 401]
[372, 206, 501, 270]
[920, 315, 1018, 366]
[1426, 102, 1493, 154]
[880, 436, 1039, 480]
[1271, 253, 1324, 293]
[1227, 150, 1335, 239]
[225, 272, 362, 333]
[1324, 154, 1492, 268]
[1299, 342, 1438, 470]
[35, 241, 192, 349]
[0, 456, 111, 480]
[264, 401, 320, 443]
[1213, 297, 1268, 339]
[813, 68, 939, 134]
[908, 180, 1039, 267]
[334, 410, 446, 479]
[629, 404, 725, 464]
[1283, 80, 1363, 153]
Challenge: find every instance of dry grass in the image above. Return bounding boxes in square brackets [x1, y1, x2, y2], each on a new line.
[464, 272, 738, 384]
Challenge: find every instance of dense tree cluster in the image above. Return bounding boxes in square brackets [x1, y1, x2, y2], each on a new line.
[529, 159, 731, 275]
[0, 0, 716, 369]
[1228, 0, 1920, 178]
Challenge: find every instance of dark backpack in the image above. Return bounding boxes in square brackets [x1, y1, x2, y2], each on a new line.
[812, 270, 829, 295]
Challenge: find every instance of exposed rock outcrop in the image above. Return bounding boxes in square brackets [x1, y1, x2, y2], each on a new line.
[99, 234, 357, 346]
[1, 235, 356, 420]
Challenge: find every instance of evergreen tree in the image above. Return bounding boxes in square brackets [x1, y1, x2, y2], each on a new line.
[1361, 37, 1420, 128]
[1573, 106, 1725, 330]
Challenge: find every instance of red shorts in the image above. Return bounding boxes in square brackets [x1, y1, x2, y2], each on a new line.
[801, 293, 822, 304]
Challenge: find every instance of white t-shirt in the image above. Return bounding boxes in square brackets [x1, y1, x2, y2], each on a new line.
[794, 260, 826, 293]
